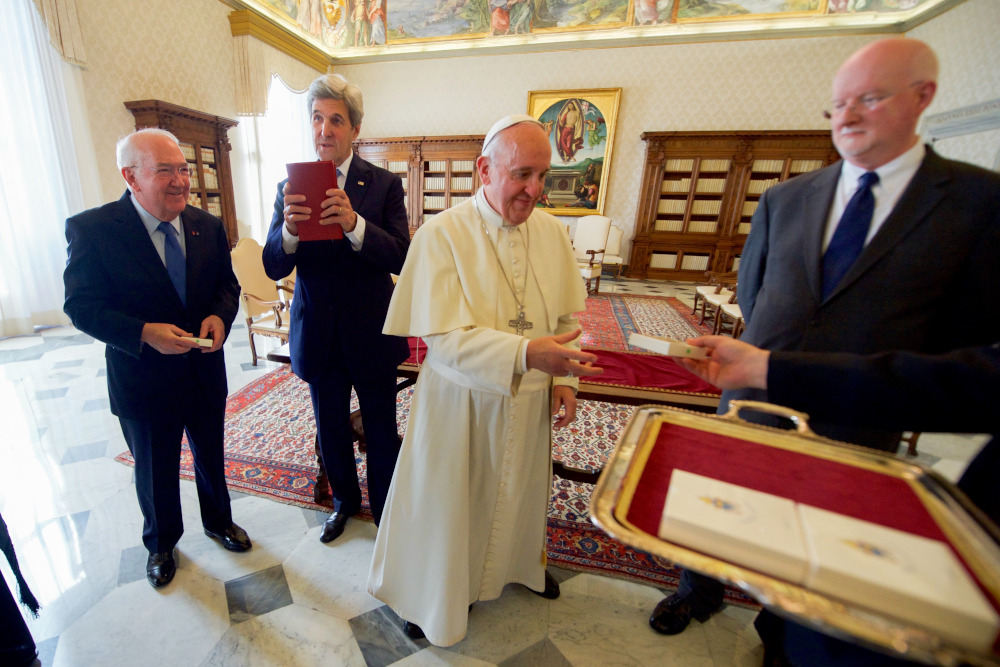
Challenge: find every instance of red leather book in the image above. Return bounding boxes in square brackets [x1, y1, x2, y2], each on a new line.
[285, 161, 343, 241]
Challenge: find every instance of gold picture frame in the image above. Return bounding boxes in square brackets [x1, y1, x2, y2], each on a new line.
[528, 88, 621, 217]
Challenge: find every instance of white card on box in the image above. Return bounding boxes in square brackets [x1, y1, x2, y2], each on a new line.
[628, 333, 707, 359]
[659, 470, 809, 582]
[798, 505, 999, 652]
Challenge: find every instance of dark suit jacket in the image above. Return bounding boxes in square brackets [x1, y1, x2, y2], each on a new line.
[63, 192, 240, 420]
[730, 146, 1000, 447]
[765, 345, 999, 666]
[261, 156, 410, 383]
[769, 345, 1000, 525]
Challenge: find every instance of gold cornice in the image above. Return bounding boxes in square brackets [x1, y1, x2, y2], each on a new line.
[228, 9, 329, 72]
[219, 0, 967, 67]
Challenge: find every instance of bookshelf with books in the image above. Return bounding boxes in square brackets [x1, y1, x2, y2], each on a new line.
[629, 131, 837, 281]
[125, 100, 239, 247]
[355, 135, 484, 236]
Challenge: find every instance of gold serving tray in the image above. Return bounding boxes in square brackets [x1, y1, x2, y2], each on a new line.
[590, 401, 1000, 666]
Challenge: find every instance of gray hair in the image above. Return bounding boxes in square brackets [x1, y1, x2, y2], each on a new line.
[116, 128, 181, 170]
[306, 73, 364, 128]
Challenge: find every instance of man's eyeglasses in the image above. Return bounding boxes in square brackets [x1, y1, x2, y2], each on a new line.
[131, 165, 194, 179]
[822, 81, 926, 120]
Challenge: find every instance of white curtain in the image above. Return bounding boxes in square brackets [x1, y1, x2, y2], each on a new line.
[31, 0, 88, 66]
[238, 75, 314, 242]
[0, 0, 83, 336]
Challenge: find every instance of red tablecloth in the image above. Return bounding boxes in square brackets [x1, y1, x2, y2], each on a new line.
[404, 338, 720, 396]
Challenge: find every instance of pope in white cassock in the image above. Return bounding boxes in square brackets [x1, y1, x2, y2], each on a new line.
[368, 115, 604, 646]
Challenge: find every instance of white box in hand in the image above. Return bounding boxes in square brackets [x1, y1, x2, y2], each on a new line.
[798, 505, 999, 652]
[659, 470, 809, 582]
[629, 333, 707, 358]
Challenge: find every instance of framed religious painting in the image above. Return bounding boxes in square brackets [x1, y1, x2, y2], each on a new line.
[527, 88, 621, 216]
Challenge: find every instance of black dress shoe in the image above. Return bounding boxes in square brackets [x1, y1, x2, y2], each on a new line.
[204, 523, 252, 552]
[319, 511, 350, 543]
[530, 569, 560, 599]
[401, 620, 425, 640]
[146, 551, 176, 588]
[649, 592, 723, 635]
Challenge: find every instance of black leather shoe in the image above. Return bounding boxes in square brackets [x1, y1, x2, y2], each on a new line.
[402, 620, 425, 640]
[319, 511, 350, 543]
[146, 551, 176, 588]
[649, 593, 722, 635]
[204, 523, 252, 552]
[530, 570, 560, 600]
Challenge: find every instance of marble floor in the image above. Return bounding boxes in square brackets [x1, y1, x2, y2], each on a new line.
[0, 278, 987, 666]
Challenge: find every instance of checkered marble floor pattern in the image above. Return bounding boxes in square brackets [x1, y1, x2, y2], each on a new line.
[1, 279, 985, 666]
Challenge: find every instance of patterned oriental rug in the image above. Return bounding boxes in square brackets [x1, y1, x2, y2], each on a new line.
[116, 294, 756, 608]
[577, 293, 712, 350]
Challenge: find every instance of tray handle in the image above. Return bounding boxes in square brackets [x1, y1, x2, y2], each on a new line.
[721, 399, 816, 436]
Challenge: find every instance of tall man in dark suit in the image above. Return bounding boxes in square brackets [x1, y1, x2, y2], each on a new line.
[64, 128, 251, 590]
[262, 74, 410, 543]
[651, 37, 1000, 639]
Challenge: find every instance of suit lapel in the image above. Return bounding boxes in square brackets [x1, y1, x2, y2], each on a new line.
[181, 209, 209, 304]
[831, 147, 947, 298]
[802, 165, 840, 303]
[114, 192, 184, 307]
[344, 158, 373, 212]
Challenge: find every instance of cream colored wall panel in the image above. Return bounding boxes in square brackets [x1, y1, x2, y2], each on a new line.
[77, 0, 237, 203]
[912, 0, 1000, 170]
[339, 34, 873, 257]
[67, 0, 997, 257]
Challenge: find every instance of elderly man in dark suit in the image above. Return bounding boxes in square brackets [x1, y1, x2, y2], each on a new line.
[262, 73, 409, 543]
[651, 37, 1000, 642]
[64, 128, 249, 589]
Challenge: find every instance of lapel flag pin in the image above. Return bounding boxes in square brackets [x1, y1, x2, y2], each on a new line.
[191, 230, 200, 236]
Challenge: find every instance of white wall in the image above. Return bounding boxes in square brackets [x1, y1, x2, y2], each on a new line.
[339, 0, 1000, 259]
[66, 0, 1000, 259]
[911, 0, 1000, 170]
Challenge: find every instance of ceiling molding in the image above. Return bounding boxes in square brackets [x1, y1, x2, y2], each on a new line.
[227, 9, 331, 71]
[221, 0, 965, 68]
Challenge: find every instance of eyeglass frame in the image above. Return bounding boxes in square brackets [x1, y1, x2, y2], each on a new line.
[821, 81, 927, 120]
[128, 164, 195, 179]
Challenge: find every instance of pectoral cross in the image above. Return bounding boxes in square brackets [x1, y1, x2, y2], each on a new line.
[509, 307, 533, 336]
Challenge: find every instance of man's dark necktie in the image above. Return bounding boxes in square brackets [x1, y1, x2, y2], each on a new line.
[822, 171, 879, 299]
[158, 221, 186, 306]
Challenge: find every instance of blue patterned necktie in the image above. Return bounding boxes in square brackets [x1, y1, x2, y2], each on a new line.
[158, 221, 186, 306]
[822, 171, 879, 299]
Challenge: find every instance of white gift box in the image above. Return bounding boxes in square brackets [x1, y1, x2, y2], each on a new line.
[799, 505, 1000, 653]
[658, 469, 809, 582]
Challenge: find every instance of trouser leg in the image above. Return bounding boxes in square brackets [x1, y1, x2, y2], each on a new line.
[676, 568, 725, 610]
[309, 377, 362, 515]
[119, 417, 185, 552]
[183, 399, 233, 533]
[353, 369, 402, 524]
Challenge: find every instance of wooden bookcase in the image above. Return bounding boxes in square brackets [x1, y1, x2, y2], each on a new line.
[355, 135, 485, 236]
[125, 100, 239, 248]
[628, 131, 838, 281]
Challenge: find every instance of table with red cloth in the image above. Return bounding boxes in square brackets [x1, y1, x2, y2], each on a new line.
[591, 406, 1000, 666]
[267, 339, 722, 485]
[401, 337, 721, 411]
